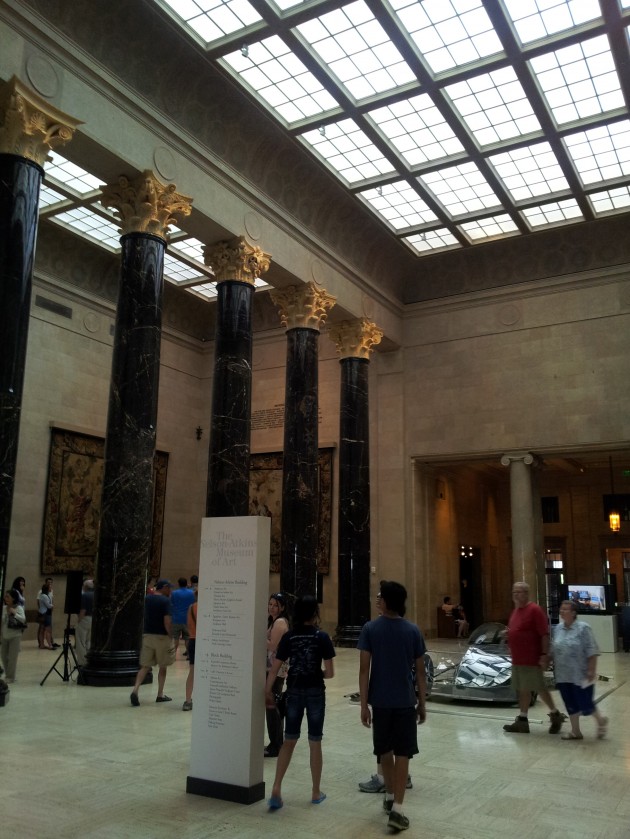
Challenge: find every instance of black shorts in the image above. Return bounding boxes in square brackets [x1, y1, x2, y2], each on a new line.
[372, 706, 418, 758]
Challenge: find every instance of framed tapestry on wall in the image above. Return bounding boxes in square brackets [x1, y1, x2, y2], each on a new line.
[249, 448, 333, 575]
[41, 427, 168, 576]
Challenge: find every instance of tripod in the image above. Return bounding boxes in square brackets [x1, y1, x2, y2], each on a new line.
[40, 615, 79, 685]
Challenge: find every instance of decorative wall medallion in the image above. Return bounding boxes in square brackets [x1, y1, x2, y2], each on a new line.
[83, 312, 100, 333]
[311, 258, 326, 285]
[244, 211, 262, 241]
[153, 146, 176, 181]
[498, 303, 520, 326]
[25, 53, 59, 98]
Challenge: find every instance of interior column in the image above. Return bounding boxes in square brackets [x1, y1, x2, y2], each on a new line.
[203, 236, 270, 517]
[81, 171, 191, 685]
[270, 281, 335, 598]
[329, 318, 382, 645]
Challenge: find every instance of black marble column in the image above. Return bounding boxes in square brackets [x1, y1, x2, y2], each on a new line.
[206, 281, 253, 517]
[81, 233, 165, 686]
[280, 328, 320, 598]
[0, 154, 43, 594]
[337, 357, 371, 645]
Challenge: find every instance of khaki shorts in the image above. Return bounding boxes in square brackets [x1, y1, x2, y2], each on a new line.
[512, 664, 545, 693]
[140, 634, 176, 668]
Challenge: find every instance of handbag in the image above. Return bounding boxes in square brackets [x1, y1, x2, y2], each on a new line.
[274, 688, 287, 719]
[8, 614, 27, 631]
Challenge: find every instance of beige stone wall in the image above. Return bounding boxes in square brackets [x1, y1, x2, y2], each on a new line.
[377, 270, 630, 633]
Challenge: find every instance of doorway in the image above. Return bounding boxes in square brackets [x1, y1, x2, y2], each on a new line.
[459, 545, 482, 631]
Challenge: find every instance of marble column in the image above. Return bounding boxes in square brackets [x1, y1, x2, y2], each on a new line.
[270, 282, 336, 598]
[0, 77, 79, 594]
[203, 237, 270, 517]
[500, 451, 543, 602]
[328, 318, 382, 645]
[81, 172, 192, 686]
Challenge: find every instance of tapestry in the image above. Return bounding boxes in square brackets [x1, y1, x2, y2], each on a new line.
[249, 448, 333, 575]
[42, 427, 168, 576]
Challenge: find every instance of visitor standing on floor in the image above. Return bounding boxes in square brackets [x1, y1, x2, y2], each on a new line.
[503, 581, 566, 734]
[552, 599, 608, 740]
[358, 580, 427, 833]
[265, 595, 335, 811]
[1, 589, 27, 682]
[182, 590, 197, 712]
[75, 579, 94, 666]
[37, 581, 55, 650]
[130, 579, 175, 706]
[170, 577, 195, 657]
[265, 592, 290, 757]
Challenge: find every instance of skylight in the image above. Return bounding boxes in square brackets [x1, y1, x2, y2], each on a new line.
[121, 2, 630, 259]
[44, 151, 102, 195]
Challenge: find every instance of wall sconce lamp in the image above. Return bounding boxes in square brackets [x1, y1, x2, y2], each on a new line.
[609, 455, 620, 532]
[196, 426, 203, 441]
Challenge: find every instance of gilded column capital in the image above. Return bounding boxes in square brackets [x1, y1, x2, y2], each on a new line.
[270, 281, 336, 331]
[204, 235, 271, 284]
[0, 75, 81, 166]
[328, 318, 383, 360]
[100, 170, 192, 238]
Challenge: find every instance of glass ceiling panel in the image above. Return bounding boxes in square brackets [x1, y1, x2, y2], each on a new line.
[39, 184, 68, 210]
[529, 35, 623, 126]
[296, 1, 416, 101]
[48, 207, 122, 251]
[563, 120, 630, 185]
[220, 36, 340, 125]
[163, 251, 208, 283]
[404, 227, 461, 254]
[168, 236, 209, 266]
[502, 0, 602, 47]
[458, 213, 518, 241]
[160, 0, 261, 44]
[521, 198, 583, 228]
[44, 151, 102, 195]
[299, 118, 396, 184]
[366, 93, 465, 166]
[588, 185, 630, 215]
[444, 66, 541, 147]
[418, 162, 502, 218]
[488, 142, 568, 201]
[389, 0, 503, 75]
[358, 180, 437, 229]
[187, 283, 218, 300]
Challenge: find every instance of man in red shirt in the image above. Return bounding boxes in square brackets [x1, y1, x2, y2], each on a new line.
[503, 581, 566, 734]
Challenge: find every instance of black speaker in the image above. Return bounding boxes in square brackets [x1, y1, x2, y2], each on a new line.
[64, 571, 84, 615]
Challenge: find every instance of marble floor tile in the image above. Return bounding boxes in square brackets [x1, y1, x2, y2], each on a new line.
[2, 639, 629, 838]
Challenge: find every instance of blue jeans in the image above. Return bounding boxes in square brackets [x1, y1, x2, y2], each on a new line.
[284, 686, 326, 741]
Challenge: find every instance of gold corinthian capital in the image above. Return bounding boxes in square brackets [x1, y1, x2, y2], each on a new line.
[100, 171, 192, 238]
[0, 76, 81, 166]
[328, 318, 383, 359]
[203, 236, 271, 284]
[270, 281, 336, 331]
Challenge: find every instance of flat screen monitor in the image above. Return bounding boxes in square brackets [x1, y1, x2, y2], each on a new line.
[567, 584, 606, 613]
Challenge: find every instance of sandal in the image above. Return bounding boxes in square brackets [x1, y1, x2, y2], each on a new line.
[597, 717, 608, 739]
[561, 732, 583, 740]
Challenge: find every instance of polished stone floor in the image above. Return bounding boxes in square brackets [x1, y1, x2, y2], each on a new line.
[1, 637, 629, 839]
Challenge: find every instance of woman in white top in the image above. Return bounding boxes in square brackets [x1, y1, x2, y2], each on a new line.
[265, 592, 289, 757]
[552, 599, 608, 740]
[1, 589, 27, 682]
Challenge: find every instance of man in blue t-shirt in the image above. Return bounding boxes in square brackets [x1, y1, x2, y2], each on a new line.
[358, 580, 427, 834]
[170, 577, 196, 657]
[130, 579, 175, 706]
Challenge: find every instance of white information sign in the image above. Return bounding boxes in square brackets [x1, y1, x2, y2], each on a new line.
[187, 516, 270, 803]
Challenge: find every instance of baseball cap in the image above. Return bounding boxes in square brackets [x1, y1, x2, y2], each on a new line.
[155, 579, 172, 590]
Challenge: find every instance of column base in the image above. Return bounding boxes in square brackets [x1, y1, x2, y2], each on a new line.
[335, 625, 364, 647]
[187, 776, 265, 804]
[78, 650, 148, 687]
